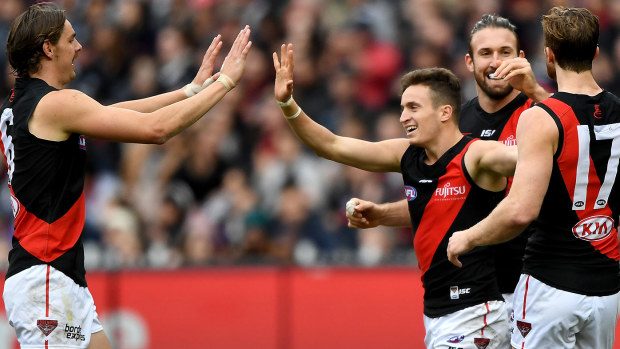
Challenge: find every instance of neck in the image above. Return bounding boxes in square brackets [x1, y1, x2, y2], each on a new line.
[30, 64, 65, 89]
[476, 87, 521, 114]
[555, 66, 601, 95]
[423, 127, 463, 165]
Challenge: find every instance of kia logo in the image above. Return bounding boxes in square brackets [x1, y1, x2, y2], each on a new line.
[572, 215, 616, 241]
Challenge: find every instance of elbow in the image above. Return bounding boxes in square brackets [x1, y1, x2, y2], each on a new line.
[146, 125, 171, 145]
[507, 203, 538, 229]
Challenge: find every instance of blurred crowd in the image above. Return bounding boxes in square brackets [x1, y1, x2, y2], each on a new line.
[0, 0, 617, 270]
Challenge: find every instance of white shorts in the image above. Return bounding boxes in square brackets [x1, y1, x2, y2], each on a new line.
[423, 300, 509, 349]
[3, 265, 104, 348]
[511, 274, 620, 349]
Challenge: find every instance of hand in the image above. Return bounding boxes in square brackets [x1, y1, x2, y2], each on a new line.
[492, 57, 538, 96]
[191, 35, 223, 86]
[447, 229, 475, 268]
[346, 198, 381, 229]
[272, 43, 294, 103]
[219, 25, 253, 86]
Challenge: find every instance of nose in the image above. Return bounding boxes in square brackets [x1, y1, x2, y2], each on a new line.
[490, 52, 500, 68]
[400, 110, 411, 124]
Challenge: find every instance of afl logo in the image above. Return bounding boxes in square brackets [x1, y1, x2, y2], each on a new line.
[78, 135, 86, 150]
[572, 215, 615, 241]
[10, 194, 19, 218]
[404, 186, 417, 201]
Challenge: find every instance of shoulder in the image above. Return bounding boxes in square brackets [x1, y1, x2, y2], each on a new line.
[38, 89, 97, 113]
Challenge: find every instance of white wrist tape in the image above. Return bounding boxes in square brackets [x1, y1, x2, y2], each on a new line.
[216, 73, 235, 92]
[285, 106, 302, 120]
[184, 77, 215, 97]
[277, 95, 294, 107]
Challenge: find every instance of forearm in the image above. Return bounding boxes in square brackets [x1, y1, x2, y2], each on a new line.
[376, 200, 412, 227]
[111, 89, 187, 113]
[468, 197, 531, 247]
[280, 100, 339, 159]
[526, 83, 551, 103]
[150, 82, 229, 142]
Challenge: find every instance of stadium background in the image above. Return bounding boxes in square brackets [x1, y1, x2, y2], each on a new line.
[0, 0, 619, 347]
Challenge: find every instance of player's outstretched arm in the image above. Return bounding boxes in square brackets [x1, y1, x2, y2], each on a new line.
[273, 43, 407, 173]
[447, 106, 557, 267]
[346, 198, 412, 229]
[492, 57, 550, 102]
[32, 26, 253, 144]
[464, 140, 516, 192]
[112, 34, 224, 112]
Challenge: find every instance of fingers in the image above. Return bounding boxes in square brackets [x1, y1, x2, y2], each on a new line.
[272, 51, 280, 70]
[493, 58, 531, 79]
[447, 251, 463, 268]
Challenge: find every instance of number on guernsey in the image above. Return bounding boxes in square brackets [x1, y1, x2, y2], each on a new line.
[0, 108, 14, 184]
[573, 123, 620, 210]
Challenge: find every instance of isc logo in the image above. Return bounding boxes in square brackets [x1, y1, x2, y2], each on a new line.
[572, 215, 615, 241]
[480, 129, 496, 138]
[449, 286, 471, 299]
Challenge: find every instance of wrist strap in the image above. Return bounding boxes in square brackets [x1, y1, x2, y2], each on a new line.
[285, 106, 302, 120]
[277, 95, 294, 107]
[217, 73, 236, 92]
[184, 77, 215, 97]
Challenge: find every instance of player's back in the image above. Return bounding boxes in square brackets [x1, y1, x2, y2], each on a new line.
[524, 91, 620, 296]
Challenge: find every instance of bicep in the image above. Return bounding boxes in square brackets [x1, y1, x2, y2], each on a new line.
[42, 90, 158, 143]
[329, 137, 409, 173]
[509, 108, 558, 212]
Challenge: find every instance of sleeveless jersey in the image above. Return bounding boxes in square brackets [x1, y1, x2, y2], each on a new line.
[459, 93, 534, 294]
[0, 78, 87, 287]
[401, 136, 504, 317]
[524, 92, 620, 296]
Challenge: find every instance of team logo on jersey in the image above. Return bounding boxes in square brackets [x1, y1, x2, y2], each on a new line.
[78, 135, 86, 150]
[37, 319, 58, 337]
[404, 186, 417, 201]
[516, 320, 531, 338]
[449, 286, 470, 299]
[501, 135, 516, 147]
[594, 104, 602, 119]
[435, 182, 467, 201]
[572, 215, 615, 242]
[447, 335, 464, 343]
[473, 337, 490, 349]
[10, 193, 19, 218]
[8, 89, 15, 103]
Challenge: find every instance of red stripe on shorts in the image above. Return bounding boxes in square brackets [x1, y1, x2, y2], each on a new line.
[522, 275, 530, 319]
[45, 265, 50, 317]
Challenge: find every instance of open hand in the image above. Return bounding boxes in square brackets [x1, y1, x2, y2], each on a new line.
[273, 43, 294, 103]
[219, 25, 253, 86]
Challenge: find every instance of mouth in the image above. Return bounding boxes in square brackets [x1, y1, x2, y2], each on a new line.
[487, 73, 503, 80]
[406, 126, 417, 134]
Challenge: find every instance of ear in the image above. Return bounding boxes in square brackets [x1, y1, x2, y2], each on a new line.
[518, 50, 525, 58]
[439, 104, 453, 122]
[465, 54, 474, 73]
[42, 40, 54, 59]
[544, 47, 554, 64]
[593, 46, 599, 61]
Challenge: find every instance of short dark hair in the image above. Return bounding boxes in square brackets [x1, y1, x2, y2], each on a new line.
[401, 68, 461, 121]
[6, 2, 67, 78]
[468, 14, 519, 56]
[542, 6, 598, 73]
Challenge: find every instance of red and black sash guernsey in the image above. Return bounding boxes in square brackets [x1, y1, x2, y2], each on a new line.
[459, 93, 535, 294]
[401, 136, 505, 318]
[525, 92, 620, 296]
[0, 78, 87, 287]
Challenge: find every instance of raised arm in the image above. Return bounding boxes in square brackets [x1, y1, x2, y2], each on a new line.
[273, 43, 407, 173]
[447, 106, 557, 267]
[31, 26, 253, 144]
[111, 35, 224, 112]
[346, 198, 412, 229]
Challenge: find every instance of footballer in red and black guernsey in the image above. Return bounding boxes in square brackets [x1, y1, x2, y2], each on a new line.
[401, 136, 504, 317]
[1, 77, 88, 287]
[459, 93, 534, 295]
